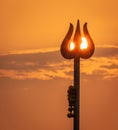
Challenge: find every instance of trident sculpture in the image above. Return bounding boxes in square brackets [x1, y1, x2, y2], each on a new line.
[60, 20, 95, 130]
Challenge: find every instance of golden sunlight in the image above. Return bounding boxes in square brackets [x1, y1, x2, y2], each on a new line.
[80, 37, 88, 50]
[70, 42, 75, 50]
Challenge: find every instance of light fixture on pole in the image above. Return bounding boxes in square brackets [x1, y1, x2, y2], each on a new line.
[60, 19, 95, 130]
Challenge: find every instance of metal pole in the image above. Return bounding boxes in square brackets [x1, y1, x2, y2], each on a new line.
[74, 57, 80, 130]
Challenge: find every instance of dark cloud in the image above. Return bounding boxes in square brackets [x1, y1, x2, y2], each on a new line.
[101, 64, 118, 69]
[94, 47, 118, 57]
[0, 46, 118, 71]
[0, 51, 63, 70]
[0, 46, 118, 80]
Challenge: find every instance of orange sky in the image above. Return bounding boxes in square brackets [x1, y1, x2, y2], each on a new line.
[0, 0, 118, 130]
[0, 0, 118, 52]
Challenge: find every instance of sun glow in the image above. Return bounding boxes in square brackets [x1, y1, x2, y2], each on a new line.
[80, 37, 88, 50]
[70, 42, 75, 50]
[69, 37, 88, 51]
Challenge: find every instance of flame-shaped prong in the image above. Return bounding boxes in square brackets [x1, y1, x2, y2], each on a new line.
[79, 23, 95, 59]
[73, 20, 81, 44]
[60, 23, 75, 59]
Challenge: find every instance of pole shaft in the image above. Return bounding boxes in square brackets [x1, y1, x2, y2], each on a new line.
[74, 57, 80, 130]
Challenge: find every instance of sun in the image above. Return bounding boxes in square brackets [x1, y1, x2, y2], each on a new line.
[69, 37, 88, 51]
[80, 37, 88, 50]
[70, 41, 75, 50]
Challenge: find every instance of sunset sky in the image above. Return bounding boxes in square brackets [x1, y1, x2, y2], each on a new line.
[0, 0, 118, 130]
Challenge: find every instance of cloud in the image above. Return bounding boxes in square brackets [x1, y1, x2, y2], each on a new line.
[0, 46, 118, 80]
[81, 56, 118, 79]
[0, 47, 58, 56]
[0, 51, 72, 80]
[94, 46, 118, 57]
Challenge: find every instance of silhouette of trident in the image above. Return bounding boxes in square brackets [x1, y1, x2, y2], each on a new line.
[60, 20, 95, 130]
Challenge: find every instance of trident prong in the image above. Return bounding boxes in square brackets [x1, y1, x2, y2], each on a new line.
[60, 23, 74, 59]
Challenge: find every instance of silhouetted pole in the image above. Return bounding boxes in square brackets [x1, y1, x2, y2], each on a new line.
[74, 57, 80, 130]
[60, 19, 95, 130]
